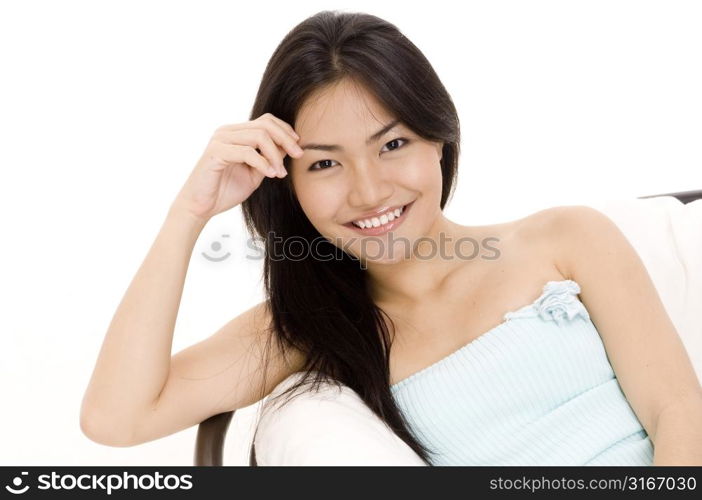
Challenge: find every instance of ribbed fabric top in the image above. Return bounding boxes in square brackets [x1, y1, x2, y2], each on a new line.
[390, 279, 654, 466]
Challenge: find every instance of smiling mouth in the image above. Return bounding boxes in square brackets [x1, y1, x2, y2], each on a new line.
[342, 200, 415, 235]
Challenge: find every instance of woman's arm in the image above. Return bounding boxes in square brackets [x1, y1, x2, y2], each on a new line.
[650, 394, 702, 465]
[80, 203, 207, 445]
[80, 116, 302, 446]
[550, 205, 702, 465]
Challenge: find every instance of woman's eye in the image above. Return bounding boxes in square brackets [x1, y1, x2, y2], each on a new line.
[381, 137, 408, 152]
[307, 138, 409, 171]
[308, 159, 339, 171]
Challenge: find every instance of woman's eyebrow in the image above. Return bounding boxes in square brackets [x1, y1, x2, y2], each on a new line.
[299, 119, 401, 152]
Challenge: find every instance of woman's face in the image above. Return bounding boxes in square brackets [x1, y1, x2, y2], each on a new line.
[289, 79, 444, 264]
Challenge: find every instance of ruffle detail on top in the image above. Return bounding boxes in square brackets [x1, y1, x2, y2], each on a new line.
[504, 280, 590, 327]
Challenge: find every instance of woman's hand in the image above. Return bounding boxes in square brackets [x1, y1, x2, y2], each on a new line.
[170, 113, 304, 222]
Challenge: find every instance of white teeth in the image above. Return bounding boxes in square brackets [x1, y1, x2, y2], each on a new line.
[351, 204, 406, 228]
[353, 219, 370, 228]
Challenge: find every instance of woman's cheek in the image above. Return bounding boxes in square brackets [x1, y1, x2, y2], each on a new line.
[401, 158, 440, 190]
[299, 188, 338, 227]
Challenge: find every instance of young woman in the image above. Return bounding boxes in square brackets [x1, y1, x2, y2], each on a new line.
[80, 10, 702, 465]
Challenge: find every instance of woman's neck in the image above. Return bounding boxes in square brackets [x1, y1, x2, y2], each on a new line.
[365, 214, 483, 307]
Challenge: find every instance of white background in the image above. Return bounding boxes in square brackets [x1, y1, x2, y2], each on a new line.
[0, 0, 699, 465]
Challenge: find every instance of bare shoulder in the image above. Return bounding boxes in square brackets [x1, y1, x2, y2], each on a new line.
[508, 205, 567, 253]
[514, 205, 613, 280]
[512, 204, 598, 234]
[235, 301, 308, 397]
[510, 205, 609, 280]
[246, 301, 308, 379]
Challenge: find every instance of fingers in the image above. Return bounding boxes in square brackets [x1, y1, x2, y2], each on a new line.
[261, 112, 301, 141]
[224, 129, 285, 178]
[215, 115, 304, 177]
[211, 142, 275, 179]
[254, 114, 305, 173]
[219, 131, 301, 179]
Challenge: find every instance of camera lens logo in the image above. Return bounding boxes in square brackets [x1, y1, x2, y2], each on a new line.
[5, 472, 29, 494]
[202, 234, 231, 262]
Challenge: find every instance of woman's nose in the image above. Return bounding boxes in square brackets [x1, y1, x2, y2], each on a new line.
[347, 162, 394, 208]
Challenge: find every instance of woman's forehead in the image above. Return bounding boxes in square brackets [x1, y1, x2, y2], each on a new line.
[295, 80, 396, 134]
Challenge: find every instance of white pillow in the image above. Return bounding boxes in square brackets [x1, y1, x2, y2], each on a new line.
[253, 371, 427, 466]
[251, 196, 702, 465]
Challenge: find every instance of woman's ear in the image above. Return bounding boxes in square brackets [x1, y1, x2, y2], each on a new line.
[435, 141, 444, 161]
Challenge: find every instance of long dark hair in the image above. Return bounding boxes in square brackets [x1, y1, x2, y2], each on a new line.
[241, 10, 460, 464]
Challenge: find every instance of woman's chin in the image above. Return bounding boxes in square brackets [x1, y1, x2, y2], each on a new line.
[357, 246, 412, 266]
[363, 255, 407, 267]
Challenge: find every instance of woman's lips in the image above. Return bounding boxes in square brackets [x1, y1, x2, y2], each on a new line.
[342, 200, 415, 236]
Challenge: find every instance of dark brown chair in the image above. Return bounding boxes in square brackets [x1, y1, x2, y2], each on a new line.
[193, 188, 702, 466]
[194, 410, 257, 466]
[637, 188, 702, 205]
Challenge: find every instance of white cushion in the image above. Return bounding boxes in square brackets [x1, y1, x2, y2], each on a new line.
[253, 371, 427, 466]
[251, 195, 702, 465]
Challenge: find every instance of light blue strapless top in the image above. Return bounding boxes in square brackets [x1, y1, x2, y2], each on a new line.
[390, 279, 654, 466]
